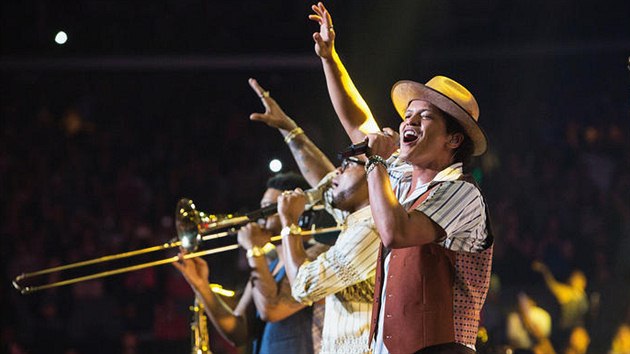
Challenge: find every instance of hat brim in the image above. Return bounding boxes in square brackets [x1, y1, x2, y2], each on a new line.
[391, 80, 487, 156]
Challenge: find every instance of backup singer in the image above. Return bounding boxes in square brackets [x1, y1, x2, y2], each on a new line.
[249, 78, 379, 354]
[309, 3, 493, 353]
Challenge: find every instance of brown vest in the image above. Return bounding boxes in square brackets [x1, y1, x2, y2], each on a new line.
[369, 181, 493, 353]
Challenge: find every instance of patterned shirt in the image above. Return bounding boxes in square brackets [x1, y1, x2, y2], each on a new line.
[374, 158, 490, 353]
[292, 205, 380, 354]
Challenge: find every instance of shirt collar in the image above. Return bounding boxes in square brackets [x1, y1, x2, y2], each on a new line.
[432, 162, 464, 184]
[345, 205, 372, 227]
[400, 162, 463, 206]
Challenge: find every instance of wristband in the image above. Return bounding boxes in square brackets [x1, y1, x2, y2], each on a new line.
[280, 224, 302, 237]
[246, 246, 264, 258]
[261, 242, 276, 254]
[284, 127, 304, 144]
[365, 155, 388, 174]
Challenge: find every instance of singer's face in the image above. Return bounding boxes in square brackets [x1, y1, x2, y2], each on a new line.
[259, 188, 282, 234]
[398, 100, 453, 167]
[331, 158, 368, 213]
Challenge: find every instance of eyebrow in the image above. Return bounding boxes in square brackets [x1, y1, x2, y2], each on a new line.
[405, 108, 430, 116]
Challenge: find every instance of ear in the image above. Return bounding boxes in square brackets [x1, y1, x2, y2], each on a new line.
[447, 133, 464, 149]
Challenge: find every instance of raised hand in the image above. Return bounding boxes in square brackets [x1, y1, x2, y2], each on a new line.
[308, 2, 336, 59]
[248, 78, 298, 131]
[531, 260, 548, 273]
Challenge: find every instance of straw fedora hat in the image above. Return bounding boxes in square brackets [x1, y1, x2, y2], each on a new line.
[391, 76, 487, 156]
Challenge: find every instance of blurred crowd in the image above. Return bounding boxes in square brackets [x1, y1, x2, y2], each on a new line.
[1, 69, 629, 354]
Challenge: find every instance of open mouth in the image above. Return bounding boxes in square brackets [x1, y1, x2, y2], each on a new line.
[402, 129, 419, 143]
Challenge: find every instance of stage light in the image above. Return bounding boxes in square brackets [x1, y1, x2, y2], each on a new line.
[55, 31, 68, 45]
[269, 159, 283, 173]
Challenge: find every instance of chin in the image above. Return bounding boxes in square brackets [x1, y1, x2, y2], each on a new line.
[330, 195, 345, 210]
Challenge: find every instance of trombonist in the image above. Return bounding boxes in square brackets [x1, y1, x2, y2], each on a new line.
[173, 172, 329, 354]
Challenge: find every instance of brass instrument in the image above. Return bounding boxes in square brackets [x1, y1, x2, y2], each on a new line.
[191, 284, 235, 354]
[12, 196, 341, 294]
[191, 297, 212, 354]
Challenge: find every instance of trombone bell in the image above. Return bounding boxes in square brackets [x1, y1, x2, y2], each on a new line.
[176, 198, 249, 252]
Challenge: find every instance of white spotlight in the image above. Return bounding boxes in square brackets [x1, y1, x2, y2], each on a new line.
[269, 159, 283, 173]
[55, 31, 68, 45]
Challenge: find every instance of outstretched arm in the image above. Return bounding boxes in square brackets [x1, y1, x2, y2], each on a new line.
[309, 2, 380, 143]
[532, 261, 572, 304]
[248, 78, 335, 187]
[172, 254, 250, 346]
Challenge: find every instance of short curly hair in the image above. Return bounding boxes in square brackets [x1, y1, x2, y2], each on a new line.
[266, 172, 309, 191]
[443, 111, 474, 167]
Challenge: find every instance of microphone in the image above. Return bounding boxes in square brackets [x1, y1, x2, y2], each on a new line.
[245, 185, 325, 222]
[337, 141, 369, 159]
[304, 186, 325, 207]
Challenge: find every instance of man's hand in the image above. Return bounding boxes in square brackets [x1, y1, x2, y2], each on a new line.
[366, 127, 399, 158]
[248, 78, 298, 131]
[277, 189, 307, 228]
[237, 222, 272, 251]
[172, 251, 210, 290]
[531, 260, 548, 273]
[308, 2, 335, 60]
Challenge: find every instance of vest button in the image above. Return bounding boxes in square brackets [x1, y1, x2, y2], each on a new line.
[386, 335, 392, 339]
[386, 314, 392, 318]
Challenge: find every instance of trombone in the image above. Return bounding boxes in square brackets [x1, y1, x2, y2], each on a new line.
[12, 196, 341, 295]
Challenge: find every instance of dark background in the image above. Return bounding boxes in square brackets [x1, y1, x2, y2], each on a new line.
[2, 1, 630, 353]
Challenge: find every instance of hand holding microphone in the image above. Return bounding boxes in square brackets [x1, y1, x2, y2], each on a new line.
[338, 128, 399, 159]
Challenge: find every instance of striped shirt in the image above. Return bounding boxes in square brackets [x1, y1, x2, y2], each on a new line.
[292, 205, 380, 354]
[373, 159, 489, 353]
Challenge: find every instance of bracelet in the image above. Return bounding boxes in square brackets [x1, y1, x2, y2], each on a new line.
[284, 127, 304, 144]
[261, 242, 276, 254]
[245, 243, 275, 259]
[365, 155, 388, 175]
[246, 246, 264, 258]
[280, 224, 302, 237]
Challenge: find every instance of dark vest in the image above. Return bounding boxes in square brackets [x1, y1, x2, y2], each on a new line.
[369, 180, 493, 354]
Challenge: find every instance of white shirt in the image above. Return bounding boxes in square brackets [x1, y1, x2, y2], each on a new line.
[292, 206, 380, 354]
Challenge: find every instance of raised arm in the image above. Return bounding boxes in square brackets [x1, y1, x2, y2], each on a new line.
[172, 254, 250, 346]
[309, 2, 380, 143]
[248, 78, 335, 187]
[532, 261, 573, 304]
[237, 222, 307, 323]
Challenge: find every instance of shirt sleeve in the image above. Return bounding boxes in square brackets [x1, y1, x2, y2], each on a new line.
[290, 221, 380, 305]
[416, 180, 489, 253]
